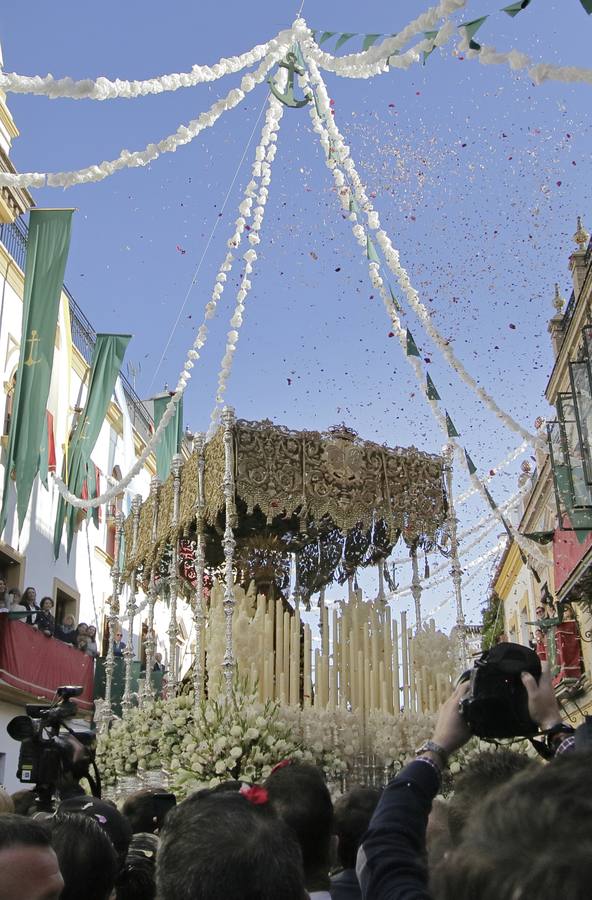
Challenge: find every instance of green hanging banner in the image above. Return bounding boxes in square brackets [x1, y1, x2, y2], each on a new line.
[579, 0, 592, 13]
[502, 0, 532, 16]
[426, 373, 441, 401]
[153, 393, 184, 482]
[335, 32, 357, 51]
[0, 209, 74, 536]
[53, 333, 131, 560]
[465, 450, 478, 475]
[367, 236, 380, 264]
[445, 412, 460, 438]
[362, 34, 381, 51]
[459, 15, 488, 50]
[406, 329, 421, 357]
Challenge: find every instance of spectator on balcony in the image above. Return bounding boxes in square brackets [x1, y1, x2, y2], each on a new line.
[153, 652, 165, 672]
[56, 614, 77, 646]
[85, 625, 99, 658]
[75, 623, 89, 653]
[22, 587, 38, 625]
[8, 587, 25, 612]
[113, 630, 126, 658]
[35, 597, 56, 638]
[0, 577, 8, 611]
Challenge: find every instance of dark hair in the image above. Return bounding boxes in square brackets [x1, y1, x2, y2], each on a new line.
[122, 788, 167, 834]
[22, 586, 37, 605]
[156, 790, 305, 900]
[11, 789, 36, 817]
[0, 813, 51, 849]
[432, 753, 592, 900]
[265, 762, 333, 882]
[58, 796, 132, 866]
[48, 813, 118, 900]
[40, 596, 54, 610]
[333, 786, 381, 870]
[116, 832, 159, 900]
[446, 748, 535, 844]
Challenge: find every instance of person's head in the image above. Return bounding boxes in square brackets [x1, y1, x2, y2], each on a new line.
[23, 587, 36, 606]
[87, 625, 96, 639]
[122, 788, 168, 835]
[116, 832, 159, 900]
[58, 796, 132, 868]
[0, 577, 6, 595]
[47, 813, 118, 900]
[40, 597, 53, 612]
[155, 652, 162, 663]
[0, 788, 14, 814]
[446, 748, 536, 845]
[432, 753, 592, 900]
[333, 785, 381, 870]
[114, 630, 123, 642]
[0, 813, 63, 900]
[77, 622, 89, 635]
[62, 614, 76, 628]
[9, 587, 21, 601]
[11, 789, 36, 817]
[265, 761, 333, 889]
[156, 789, 305, 900]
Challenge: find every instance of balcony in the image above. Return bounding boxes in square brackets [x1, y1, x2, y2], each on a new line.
[0, 615, 94, 710]
[0, 217, 153, 443]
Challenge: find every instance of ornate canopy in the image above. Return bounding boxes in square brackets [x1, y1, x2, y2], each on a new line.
[124, 418, 448, 602]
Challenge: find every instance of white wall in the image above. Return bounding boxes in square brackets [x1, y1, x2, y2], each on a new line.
[0, 698, 26, 793]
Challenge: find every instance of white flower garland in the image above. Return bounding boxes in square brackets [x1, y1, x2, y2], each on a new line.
[207, 93, 283, 439]
[305, 55, 536, 446]
[54, 81, 285, 509]
[0, 32, 291, 100]
[422, 539, 506, 616]
[306, 62, 547, 572]
[0, 39, 290, 191]
[456, 439, 530, 505]
[294, 1, 466, 79]
[462, 39, 592, 87]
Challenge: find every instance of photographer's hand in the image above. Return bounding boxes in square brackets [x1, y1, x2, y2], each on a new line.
[431, 681, 472, 756]
[521, 661, 562, 731]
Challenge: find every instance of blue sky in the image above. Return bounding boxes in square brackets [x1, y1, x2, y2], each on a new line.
[1, 1, 591, 628]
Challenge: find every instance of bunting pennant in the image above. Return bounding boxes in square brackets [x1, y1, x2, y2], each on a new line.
[153, 393, 184, 482]
[39, 411, 57, 490]
[426, 373, 441, 401]
[459, 16, 488, 50]
[423, 30, 439, 65]
[318, 32, 337, 46]
[0, 209, 74, 535]
[465, 450, 478, 475]
[335, 33, 357, 51]
[53, 333, 131, 559]
[349, 197, 362, 216]
[502, 0, 532, 16]
[445, 412, 460, 438]
[406, 329, 420, 357]
[388, 282, 401, 312]
[366, 235, 380, 264]
[579, 0, 592, 12]
[362, 34, 381, 51]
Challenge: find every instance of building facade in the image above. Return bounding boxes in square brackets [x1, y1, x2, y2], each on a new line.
[0, 85, 193, 790]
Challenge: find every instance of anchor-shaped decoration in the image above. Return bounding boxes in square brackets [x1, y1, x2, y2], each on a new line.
[268, 51, 312, 109]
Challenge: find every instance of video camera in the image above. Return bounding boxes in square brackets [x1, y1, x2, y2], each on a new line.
[458, 642, 541, 740]
[7, 685, 100, 811]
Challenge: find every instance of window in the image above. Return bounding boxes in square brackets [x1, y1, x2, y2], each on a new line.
[0, 542, 23, 591]
[53, 578, 80, 627]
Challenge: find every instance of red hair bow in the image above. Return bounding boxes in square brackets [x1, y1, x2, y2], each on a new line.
[240, 785, 269, 806]
[270, 759, 292, 775]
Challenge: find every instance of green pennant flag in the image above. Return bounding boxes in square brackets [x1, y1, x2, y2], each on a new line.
[406, 329, 420, 357]
[423, 30, 439, 65]
[483, 484, 499, 513]
[465, 450, 477, 475]
[459, 16, 488, 50]
[153, 393, 184, 482]
[53, 333, 131, 560]
[367, 236, 380, 264]
[388, 282, 401, 312]
[426, 373, 441, 401]
[579, 0, 592, 13]
[349, 197, 362, 216]
[318, 31, 337, 46]
[335, 32, 357, 51]
[502, 0, 531, 16]
[523, 530, 554, 545]
[362, 34, 381, 51]
[445, 412, 460, 438]
[0, 209, 74, 535]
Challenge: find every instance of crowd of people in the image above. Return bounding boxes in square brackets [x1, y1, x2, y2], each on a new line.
[0, 577, 98, 657]
[0, 660, 589, 900]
